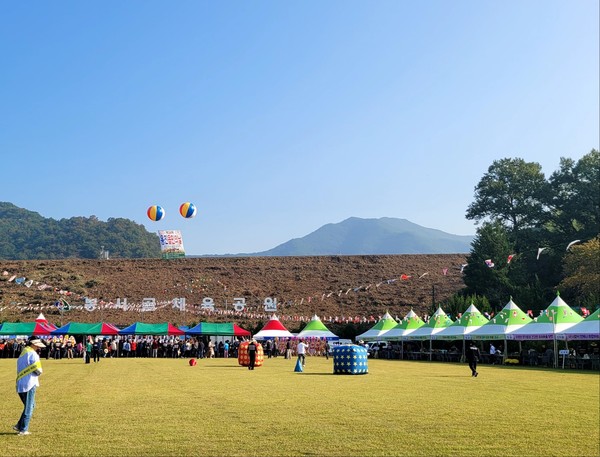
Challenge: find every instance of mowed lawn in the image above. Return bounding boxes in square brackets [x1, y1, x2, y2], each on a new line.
[0, 356, 598, 457]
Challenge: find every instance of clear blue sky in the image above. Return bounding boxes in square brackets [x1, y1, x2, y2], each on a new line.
[1, 1, 598, 255]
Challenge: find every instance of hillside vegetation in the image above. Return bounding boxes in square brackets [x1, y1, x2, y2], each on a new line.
[0, 202, 160, 259]
[0, 255, 466, 329]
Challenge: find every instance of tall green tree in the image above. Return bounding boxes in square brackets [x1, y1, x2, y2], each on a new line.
[560, 237, 600, 307]
[466, 158, 548, 246]
[547, 149, 600, 241]
[462, 222, 515, 310]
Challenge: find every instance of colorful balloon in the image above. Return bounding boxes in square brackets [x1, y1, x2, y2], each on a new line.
[147, 205, 165, 221]
[179, 202, 197, 218]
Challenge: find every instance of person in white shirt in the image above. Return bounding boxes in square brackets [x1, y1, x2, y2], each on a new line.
[490, 343, 497, 365]
[297, 340, 308, 367]
[15, 337, 46, 436]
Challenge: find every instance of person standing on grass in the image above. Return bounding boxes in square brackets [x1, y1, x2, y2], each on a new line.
[466, 342, 481, 377]
[85, 337, 92, 364]
[285, 339, 291, 359]
[248, 339, 257, 370]
[297, 339, 308, 367]
[223, 340, 229, 358]
[489, 343, 497, 365]
[92, 337, 101, 363]
[14, 337, 46, 436]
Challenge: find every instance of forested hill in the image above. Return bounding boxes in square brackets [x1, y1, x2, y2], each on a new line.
[0, 202, 160, 259]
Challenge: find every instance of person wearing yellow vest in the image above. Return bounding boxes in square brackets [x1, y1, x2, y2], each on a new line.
[14, 337, 45, 436]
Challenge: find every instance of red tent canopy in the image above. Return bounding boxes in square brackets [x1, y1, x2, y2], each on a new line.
[233, 323, 251, 336]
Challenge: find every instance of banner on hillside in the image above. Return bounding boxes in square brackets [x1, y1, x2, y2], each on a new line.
[158, 230, 185, 259]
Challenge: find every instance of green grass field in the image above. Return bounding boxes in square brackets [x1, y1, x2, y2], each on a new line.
[1, 356, 598, 457]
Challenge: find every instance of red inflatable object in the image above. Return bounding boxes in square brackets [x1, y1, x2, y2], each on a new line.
[238, 341, 264, 368]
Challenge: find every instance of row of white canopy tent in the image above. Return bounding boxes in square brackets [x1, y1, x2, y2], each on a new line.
[356, 295, 599, 366]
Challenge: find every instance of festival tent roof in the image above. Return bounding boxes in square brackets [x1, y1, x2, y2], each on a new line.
[403, 307, 454, 340]
[52, 322, 121, 335]
[380, 309, 425, 340]
[186, 322, 251, 336]
[355, 312, 398, 341]
[434, 304, 489, 340]
[35, 313, 50, 324]
[118, 322, 185, 336]
[556, 308, 600, 341]
[467, 298, 532, 340]
[0, 321, 56, 336]
[508, 294, 584, 340]
[296, 315, 339, 340]
[253, 315, 294, 340]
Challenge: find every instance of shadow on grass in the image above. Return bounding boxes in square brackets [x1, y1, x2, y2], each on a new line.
[426, 375, 472, 378]
[297, 372, 341, 376]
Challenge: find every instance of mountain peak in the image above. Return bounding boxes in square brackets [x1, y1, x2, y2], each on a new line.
[250, 217, 473, 256]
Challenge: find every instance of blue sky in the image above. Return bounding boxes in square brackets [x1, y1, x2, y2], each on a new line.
[1, 1, 598, 255]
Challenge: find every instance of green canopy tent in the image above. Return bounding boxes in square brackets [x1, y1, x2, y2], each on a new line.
[403, 307, 454, 361]
[355, 312, 398, 342]
[434, 304, 489, 361]
[51, 322, 121, 335]
[466, 298, 533, 362]
[556, 308, 600, 341]
[0, 321, 56, 336]
[380, 309, 425, 359]
[186, 322, 251, 337]
[119, 322, 185, 336]
[508, 293, 584, 367]
[296, 315, 339, 340]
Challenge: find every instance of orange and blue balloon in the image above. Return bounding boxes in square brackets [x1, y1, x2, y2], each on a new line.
[147, 205, 165, 221]
[179, 202, 197, 218]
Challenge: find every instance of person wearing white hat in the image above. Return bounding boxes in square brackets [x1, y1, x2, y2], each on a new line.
[14, 337, 46, 435]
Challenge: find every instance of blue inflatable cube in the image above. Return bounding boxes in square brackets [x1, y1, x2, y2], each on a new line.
[332, 344, 368, 375]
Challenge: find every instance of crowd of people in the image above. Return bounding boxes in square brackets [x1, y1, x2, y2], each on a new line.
[0, 335, 334, 361]
[1, 335, 597, 370]
[0, 336, 238, 360]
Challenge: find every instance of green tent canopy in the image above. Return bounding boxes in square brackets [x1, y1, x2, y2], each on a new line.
[0, 321, 56, 336]
[467, 298, 532, 340]
[381, 309, 425, 340]
[186, 322, 251, 336]
[119, 322, 185, 336]
[355, 312, 398, 341]
[403, 307, 454, 341]
[556, 308, 600, 340]
[509, 294, 584, 340]
[434, 304, 489, 340]
[51, 322, 121, 335]
[297, 315, 339, 340]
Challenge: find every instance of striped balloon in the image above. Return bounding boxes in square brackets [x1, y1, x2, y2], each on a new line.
[179, 202, 197, 218]
[147, 205, 165, 221]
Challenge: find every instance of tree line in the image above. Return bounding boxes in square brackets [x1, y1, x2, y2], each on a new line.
[0, 202, 161, 259]
[446, 149, 599, 315]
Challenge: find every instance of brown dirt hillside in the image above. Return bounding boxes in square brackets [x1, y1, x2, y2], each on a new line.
[0, 255, 466, 328]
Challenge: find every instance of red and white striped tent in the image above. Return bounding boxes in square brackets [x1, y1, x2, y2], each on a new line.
[253, 315, 294, 340]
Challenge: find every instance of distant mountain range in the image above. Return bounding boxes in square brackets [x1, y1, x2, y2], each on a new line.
[0, 202, 473, 259]
[243, 217, 474, 256]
